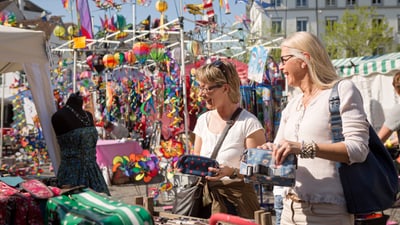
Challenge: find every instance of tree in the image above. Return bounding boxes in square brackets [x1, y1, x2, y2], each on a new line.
[323, 6, 393, 59]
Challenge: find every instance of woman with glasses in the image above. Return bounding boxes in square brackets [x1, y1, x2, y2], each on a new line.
[192, 60, 266, 219]
[258, 32, 369, 225]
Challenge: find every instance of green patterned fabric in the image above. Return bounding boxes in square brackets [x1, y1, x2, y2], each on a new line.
[46, 189, 154, 225]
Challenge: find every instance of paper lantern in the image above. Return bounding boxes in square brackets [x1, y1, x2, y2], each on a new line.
[79, 70, 92, 80]
[103, 54, 117, 69]
[86, 54, 94, 71]
[53, 25, 65, 38]
[155, 0, 168, 13]
[67, 25, 79, 36]
[92, 54, 105, 73]
[132, 42, 150, 64]
[149, 43, 165, 63]
[124, 50, 136, 65]
[187, 40, 202, 57]
[114, 52, 125, 65]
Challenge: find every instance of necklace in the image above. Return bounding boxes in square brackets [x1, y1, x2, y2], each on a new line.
[302, 88, 320, 107]
[65, 105, 91, 127]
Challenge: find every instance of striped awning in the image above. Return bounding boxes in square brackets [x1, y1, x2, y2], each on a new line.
[331, 52, 400, 77]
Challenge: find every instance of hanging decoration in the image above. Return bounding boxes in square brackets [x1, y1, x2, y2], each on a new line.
[53, 25, 66, 38]
[124, 50, 137, 65]
[187, 40, 203, 58]
[113, 52, 125, 66]
[103, 54, 117, 69]
[184, 4, 204, 15]
[132, 42, 150, 65]
[149, 43, 166, 63]
[155, 0, 169, 41]
[67, 25, 79, 37]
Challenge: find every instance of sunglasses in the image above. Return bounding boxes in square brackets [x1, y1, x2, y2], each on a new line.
[211, 60, 228, 82]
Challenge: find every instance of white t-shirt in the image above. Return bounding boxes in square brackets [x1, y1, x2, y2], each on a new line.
[193, 109, 264, 168]
[384, 104, 400, 132]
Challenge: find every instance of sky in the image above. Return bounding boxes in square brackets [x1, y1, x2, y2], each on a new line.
[30, 0, 247, 32]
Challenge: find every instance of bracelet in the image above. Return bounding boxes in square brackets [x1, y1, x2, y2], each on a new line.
[386, 139, 393, 148]
[229, 168, 238, 179]
[299, 141, 317, 159]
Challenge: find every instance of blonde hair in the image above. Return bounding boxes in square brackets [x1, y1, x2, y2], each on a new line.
[195, 60, 241, 104]
[281, 32, 340, 89]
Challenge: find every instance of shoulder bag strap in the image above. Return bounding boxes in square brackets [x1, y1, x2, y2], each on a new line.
[329, 81, 345, 143]
[210, 107, 243, 160]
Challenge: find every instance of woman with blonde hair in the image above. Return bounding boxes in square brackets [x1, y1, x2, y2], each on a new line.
[259, 32, 369, 225]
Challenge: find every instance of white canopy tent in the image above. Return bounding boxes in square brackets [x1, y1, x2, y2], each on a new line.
[0, 25, 60, 174]
[331, 52, 400, 131]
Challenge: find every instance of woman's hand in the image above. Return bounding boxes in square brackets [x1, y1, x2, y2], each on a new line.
[273, 139, 301, 165]
[257, 142, 275, 150]
[206, 166, 235, 181]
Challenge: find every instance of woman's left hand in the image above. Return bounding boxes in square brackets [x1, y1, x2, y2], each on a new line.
[206, 166, 235, 181]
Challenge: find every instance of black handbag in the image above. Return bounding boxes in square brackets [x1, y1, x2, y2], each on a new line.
[329, 81, 399, 214]
[171, 177, 211, 218]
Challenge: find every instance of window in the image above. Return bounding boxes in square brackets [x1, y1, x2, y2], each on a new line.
[326, 0, 336, 7]
[373, 46, 385, 55]
[346, 0, 356, 6]
[372, 0, 382, 5]
[296, 0, 307, 7]
[296, 17, 308, 31]
[271, 0, 282, 6]
[325, 16, 338, 32]
[271, 18, 282, 34]
[372, 17, 383, 28]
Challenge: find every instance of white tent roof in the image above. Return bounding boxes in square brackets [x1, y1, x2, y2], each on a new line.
[0, 25, 60, 174]
[332, 52, 400, 77]
[331, 52, 400, 131]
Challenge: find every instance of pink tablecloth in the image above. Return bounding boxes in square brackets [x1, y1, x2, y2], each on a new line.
[96, 140, 143, 168]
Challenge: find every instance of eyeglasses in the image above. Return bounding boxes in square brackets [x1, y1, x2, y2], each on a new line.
[280, 55, 295, 66]
[199, 84, 223, 93]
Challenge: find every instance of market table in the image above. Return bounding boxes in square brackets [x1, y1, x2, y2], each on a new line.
[96, 139, 143, 185]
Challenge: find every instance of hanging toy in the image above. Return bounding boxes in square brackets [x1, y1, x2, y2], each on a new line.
[155, 0, 169, 41]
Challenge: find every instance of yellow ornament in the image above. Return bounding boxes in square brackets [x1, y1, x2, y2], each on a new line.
[53, 25, 65, 38]
[67, 25, 79, 36]
[155, 0, 168, 13]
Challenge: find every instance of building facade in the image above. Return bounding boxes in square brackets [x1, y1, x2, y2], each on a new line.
[249, 0, 400, 53]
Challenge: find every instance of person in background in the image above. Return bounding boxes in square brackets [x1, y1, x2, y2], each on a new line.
[193, 60, 267, 219]
[378, 72, 400, 147]
[51, 92, 110, 195]
[258, 32, 369, 225]
[378, 71, 400, 165]
[103, 120, 129, 139]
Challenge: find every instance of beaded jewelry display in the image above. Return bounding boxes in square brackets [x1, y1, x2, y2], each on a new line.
[65, 105, 92, 127]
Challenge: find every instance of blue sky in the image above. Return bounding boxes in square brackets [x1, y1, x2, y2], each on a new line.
[30, 0, 246, 32]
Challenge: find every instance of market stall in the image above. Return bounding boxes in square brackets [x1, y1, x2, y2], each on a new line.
[331, 52, 400, 130]
[0, 25, 60, 174]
